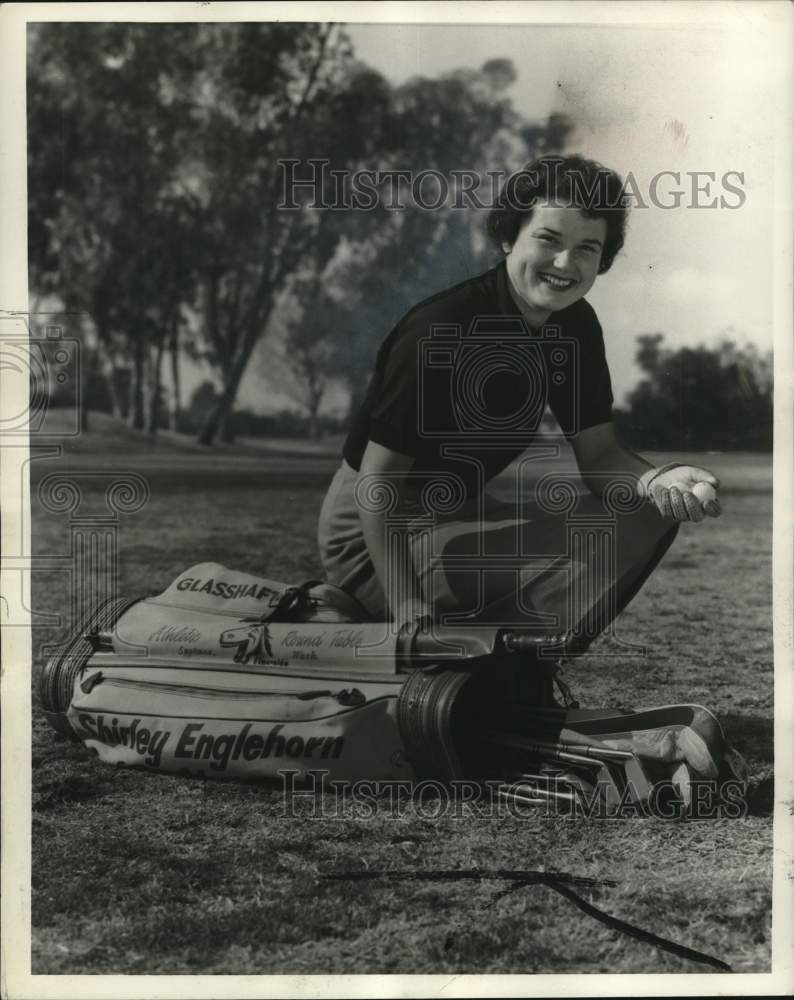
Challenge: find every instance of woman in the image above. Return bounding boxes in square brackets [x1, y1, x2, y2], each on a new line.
[317, 155, 721, 650]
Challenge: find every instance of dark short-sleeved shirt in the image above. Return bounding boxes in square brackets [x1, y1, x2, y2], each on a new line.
[343, 261, 613, 499]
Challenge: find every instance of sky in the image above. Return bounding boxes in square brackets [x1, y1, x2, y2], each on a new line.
[331, 18, 778, 405]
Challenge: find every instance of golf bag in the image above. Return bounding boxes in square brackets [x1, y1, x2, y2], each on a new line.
[40, 562, 745, 813]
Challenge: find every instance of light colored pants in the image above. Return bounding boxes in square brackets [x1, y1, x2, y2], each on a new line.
[317, 461, 678, 649]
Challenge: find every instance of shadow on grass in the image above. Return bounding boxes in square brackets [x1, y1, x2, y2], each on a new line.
[721, 712, 774, 762]
[743, 775, 774, 816]
[716, 712, 774, 816]
[33, 772, 115, 810]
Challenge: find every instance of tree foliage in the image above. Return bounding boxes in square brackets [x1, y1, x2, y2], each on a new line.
[27, 23, 204, 429]
[25, 22, 580, 442]
[614, 334, 773, 451]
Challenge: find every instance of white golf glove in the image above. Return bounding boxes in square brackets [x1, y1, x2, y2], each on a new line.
[638, 463, 721, 522]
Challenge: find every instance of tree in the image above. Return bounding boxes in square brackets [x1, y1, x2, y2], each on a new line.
[28, 26, 582, 444]
[27, 23, 203, 430]
[27, 22, 394, 443]
[185, 379, 220, 432]
[614, 333, 773, 451]
[183, 24, 393, 444]
[258, 276, 345, 440]
[209, 53, 555, 434]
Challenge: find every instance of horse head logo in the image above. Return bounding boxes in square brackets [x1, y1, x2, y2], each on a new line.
[219, 620, 274, 664]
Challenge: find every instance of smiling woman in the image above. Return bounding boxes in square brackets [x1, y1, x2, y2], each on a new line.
[317, 154, 723, 671]
[501, 204, 607, 325]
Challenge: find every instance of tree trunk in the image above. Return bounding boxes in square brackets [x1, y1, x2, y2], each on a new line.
[216, 359, 236, 443]
[113, 364, 132, 420]
[128, 337, 145, 430]
[95, 337, 125, 419]
[112, 364, 128, 420]
[80, 350, 95, 433]
[198, 321, 264, 446]
[199, 358, 244, 445]
[306, 379, 324, 441]
[107, 372, 123, 420]
[198, 273, 283, 445]
[147, 340, 166, 435]
[169, 319, 181, 431]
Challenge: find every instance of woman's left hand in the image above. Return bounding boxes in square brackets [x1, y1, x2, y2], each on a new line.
[639, 463, 722, 522]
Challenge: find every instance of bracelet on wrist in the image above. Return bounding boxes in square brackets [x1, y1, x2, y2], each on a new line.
[638, 462, 686, 498]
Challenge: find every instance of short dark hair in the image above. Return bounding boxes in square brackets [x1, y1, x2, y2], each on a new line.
[486, 154, 629, 273]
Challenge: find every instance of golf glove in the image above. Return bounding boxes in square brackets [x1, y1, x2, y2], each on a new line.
[638, 463, 721, 522]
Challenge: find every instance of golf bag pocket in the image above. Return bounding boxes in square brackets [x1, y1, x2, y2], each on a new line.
[66, 669, 411, 783]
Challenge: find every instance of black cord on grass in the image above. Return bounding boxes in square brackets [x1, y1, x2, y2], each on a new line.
[537, 877, 732, 973]
[323, 868, 732, 973]
[323, 868, 616, 889]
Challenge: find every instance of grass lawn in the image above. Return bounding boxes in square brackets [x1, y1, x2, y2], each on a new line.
[29, 416, 774, 975]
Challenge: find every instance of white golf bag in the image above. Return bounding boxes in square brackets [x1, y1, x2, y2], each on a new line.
[40, 562, 746, 813]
